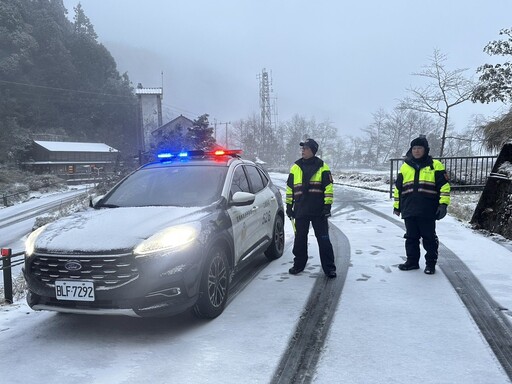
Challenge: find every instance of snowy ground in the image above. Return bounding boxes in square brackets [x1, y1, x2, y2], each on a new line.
[0, 174, 511, 383]
[316, 200, 509, 383]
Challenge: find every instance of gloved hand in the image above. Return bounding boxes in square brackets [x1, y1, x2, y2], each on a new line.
[436, 204, 447, 220]
[393, 208, 401, 217]
[286, 204, 295, 219]
[322, 205, 331, 218]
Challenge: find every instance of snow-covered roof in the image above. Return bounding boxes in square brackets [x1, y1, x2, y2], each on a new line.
[135, 87, 163, 95]
[34, 141, 118, 153]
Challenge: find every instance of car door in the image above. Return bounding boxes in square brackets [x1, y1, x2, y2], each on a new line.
[255, 167, 279, 241]
[244, 164, 274, 249]
[227, 165, 258, 263]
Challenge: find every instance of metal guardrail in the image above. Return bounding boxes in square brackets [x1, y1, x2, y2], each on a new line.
[2, 190, 31, 207]
[389, 155, 498, 197]
[2, 181, 65, 207]
[1, 248, 23, 304]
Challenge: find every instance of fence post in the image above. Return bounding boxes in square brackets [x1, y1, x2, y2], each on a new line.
[2, 194, 7, 207]
[389, 160, 394, 198]
[1, 248, 13, 304]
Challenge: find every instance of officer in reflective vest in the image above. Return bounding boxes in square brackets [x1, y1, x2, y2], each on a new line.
[286, 138, 337, 278]
[393, 136, 451, 275]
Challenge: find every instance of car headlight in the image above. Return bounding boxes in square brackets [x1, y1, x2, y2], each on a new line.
[134, 222, 200, 256]
[25, 224, 49, 258]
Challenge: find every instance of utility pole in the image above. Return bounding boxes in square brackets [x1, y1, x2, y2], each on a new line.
[217, 121, 231, 147]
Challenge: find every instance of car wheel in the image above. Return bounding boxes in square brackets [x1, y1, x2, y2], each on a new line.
[264, 214, 284, 260]
[193, 245, 230, 319]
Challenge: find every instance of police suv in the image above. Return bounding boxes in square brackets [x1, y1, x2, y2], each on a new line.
[23, 149, 285, 319]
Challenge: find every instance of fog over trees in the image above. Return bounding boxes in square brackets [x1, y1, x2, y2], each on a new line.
[0, 0, 136, 164]
[1, 1, 509, 172]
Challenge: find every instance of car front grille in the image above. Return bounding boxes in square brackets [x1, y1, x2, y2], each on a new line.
[30, 252, 139, 289]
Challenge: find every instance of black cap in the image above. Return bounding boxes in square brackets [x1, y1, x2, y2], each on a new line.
[410, 136, 430, 156]
[300, 138, 319, 155]
[410, 136, 429, 149]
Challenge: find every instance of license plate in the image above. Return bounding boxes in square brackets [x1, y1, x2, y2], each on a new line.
[55, 280, 95, 301]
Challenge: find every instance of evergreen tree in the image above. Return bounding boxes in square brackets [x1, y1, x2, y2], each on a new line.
[73, 3, 97, 40]
[152, 122, 189, 154]
[187, 114, 216, 150]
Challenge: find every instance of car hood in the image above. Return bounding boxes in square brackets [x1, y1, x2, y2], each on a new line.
[34, 206, 211, 253]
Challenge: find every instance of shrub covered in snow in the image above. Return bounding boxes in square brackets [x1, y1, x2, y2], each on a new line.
[0, 168, 66, 206]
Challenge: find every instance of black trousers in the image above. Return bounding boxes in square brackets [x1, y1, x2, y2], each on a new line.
[292, 216, 336, 274]
[404, 217, 439, 267]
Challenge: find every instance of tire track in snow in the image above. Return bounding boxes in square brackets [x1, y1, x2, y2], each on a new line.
[271, 223, 351, 384]
[358, 202, 512, 381]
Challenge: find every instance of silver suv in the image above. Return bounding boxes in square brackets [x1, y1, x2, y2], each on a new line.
[24, 149, 285, 319]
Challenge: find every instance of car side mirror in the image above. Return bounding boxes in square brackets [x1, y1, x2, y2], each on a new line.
[89, 195, 105, 208]
[230, 191, 255, 206]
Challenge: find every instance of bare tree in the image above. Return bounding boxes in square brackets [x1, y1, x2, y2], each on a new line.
[231, 115, 260, 158]
[310, 119, 338, 161]
[399, 49, 475, 156]
[329, 136, 348, 170]
[361, 109, 386, 166]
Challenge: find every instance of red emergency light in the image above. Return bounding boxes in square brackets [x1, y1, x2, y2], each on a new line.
[1, 248, 11, 257]
[210, 149, 242, 157]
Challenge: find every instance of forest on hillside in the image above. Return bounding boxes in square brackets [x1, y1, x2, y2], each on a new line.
[0, 0, 137, 164]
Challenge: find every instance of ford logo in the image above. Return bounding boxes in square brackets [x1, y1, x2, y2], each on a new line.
[64, 261, 82, 271]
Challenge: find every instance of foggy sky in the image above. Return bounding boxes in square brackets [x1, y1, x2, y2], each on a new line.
[62, 0, 512, 136]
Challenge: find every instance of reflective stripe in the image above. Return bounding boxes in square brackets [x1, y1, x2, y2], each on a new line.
[418, 188, 438, 195]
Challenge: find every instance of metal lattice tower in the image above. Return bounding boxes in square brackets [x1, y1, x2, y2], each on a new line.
[257, 68, 277, 159]
[259, 68, 272, 136]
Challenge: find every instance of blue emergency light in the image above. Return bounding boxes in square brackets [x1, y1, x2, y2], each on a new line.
[157, 153, 174, 159]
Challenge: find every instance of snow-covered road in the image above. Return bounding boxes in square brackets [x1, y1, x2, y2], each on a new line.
[0, 176, 511, 383]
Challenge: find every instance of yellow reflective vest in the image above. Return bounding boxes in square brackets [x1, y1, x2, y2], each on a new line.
[393, 156, 450, 219]
[286, 157, 333, 218]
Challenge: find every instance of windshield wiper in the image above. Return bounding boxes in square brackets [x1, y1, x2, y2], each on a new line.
[97, 203, 120, 208]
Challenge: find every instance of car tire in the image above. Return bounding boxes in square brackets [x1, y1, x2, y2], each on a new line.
[193, 245, 230, 319]
[264, 214, 285, 260]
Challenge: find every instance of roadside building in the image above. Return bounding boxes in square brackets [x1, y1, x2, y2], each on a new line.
[22, 140, 119, 184]
[151, 114, 194, 142]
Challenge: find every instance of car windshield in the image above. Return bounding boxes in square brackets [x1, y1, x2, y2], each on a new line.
[101, 165, 228, 207]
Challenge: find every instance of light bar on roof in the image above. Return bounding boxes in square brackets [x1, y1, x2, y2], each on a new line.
[157, 149, 243, 162]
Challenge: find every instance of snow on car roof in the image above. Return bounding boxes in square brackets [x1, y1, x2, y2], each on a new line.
[34, 140, 118, 153]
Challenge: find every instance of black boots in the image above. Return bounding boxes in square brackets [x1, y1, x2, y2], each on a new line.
[398, 261, 420, 271]
[398, 261, 436, 275]
[326, 270, 337, 278]
[289, 267, 337, 278]
[289, 267, 303, 275]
